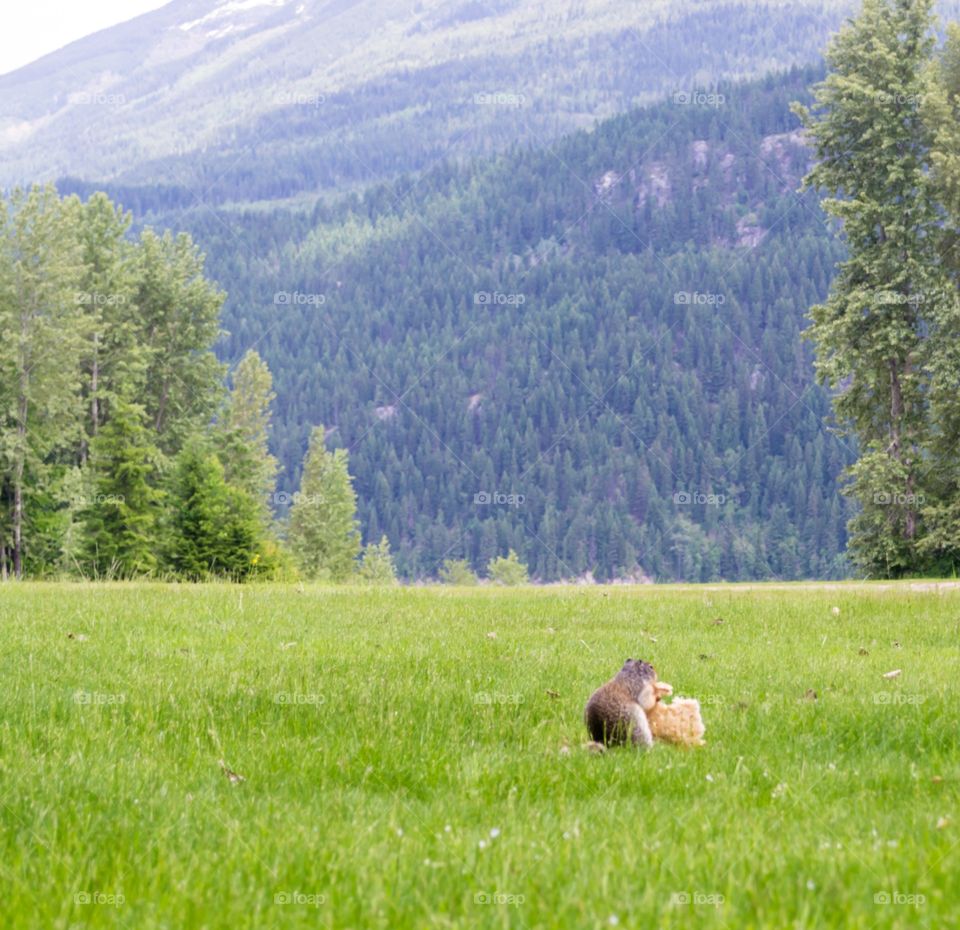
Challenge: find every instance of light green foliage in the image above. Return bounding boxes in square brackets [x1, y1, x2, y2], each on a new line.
[217, 349, 279, 518]
[75, 192, 142, 454]
[928, 23, 960, 226]
[134, 228, 225, 454]
[487, 549, 529, 585]
[0, 583, 957, 929]
[0, 185, 85, 577]
[0, 186, 263, 579]
[288, 426, 361, 581]
[51, 466, 86, 574]
[439, 558, 479, 585]
[357, 535, 398, 585]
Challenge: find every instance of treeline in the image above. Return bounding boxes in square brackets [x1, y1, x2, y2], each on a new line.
[0, 187, 396, 582]
[16, 8, 960, 580]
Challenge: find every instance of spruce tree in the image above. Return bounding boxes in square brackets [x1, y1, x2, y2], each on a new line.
[79, 403, 162, 577]
[166, 444, 262, 580]
[916, 24, 960, 570]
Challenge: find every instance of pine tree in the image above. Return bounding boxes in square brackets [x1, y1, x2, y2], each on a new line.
[288, 426, 361, 580]
[916, 24, 960, 571]
[79, 403, 162, 577]
[794, 0, 959, 576]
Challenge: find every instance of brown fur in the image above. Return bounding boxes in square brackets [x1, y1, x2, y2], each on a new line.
[583, 659, 659, 747]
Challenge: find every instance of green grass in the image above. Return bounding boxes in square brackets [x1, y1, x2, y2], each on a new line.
[1, 582, 958, 929]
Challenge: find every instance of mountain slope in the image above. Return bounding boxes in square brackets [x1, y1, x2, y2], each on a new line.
[0, 0, 866, 195]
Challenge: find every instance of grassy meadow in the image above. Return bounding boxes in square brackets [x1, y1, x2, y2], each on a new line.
[0, 581, 957, 929]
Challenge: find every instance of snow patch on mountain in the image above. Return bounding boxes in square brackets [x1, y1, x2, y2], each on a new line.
[0, 119, 41, 147]
[179, 0, 290, 32]
[205, 24, 245, 39]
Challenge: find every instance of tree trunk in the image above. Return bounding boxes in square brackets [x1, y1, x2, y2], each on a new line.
[904, 472, 917, 539]
[14, 310, 29, 578]
[889, 359, 916, 539]
[889, 359, 903, 458]
[12, 455, 23, 579]
[80, 335, 100, 466]
[155, 379, 169, 435]
[91, 334, 100, 437]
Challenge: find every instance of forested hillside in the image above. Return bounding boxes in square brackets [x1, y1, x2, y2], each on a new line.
[58, 66, 856, 582]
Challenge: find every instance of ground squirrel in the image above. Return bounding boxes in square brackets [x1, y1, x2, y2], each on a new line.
[583, 658, 661, 748]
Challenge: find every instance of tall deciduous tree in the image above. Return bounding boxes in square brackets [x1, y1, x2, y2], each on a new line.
[0, 186, 84, 578]
[75, 193, 142, 461]
[135, 229, 225, 455]
[288, 426, 360, 581]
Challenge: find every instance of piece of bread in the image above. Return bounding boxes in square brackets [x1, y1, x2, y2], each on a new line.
[647, 697, 706, 746]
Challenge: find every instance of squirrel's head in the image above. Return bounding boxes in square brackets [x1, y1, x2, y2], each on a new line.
[618, 658, 659, 709]
[621, 658, 656, 679]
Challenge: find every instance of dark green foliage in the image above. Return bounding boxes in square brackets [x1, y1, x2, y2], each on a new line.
[797, 0, 960, 577]
[79, 403, 162, 578]
[165, 445, 264, 581]
[20, 470, 75, 577]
